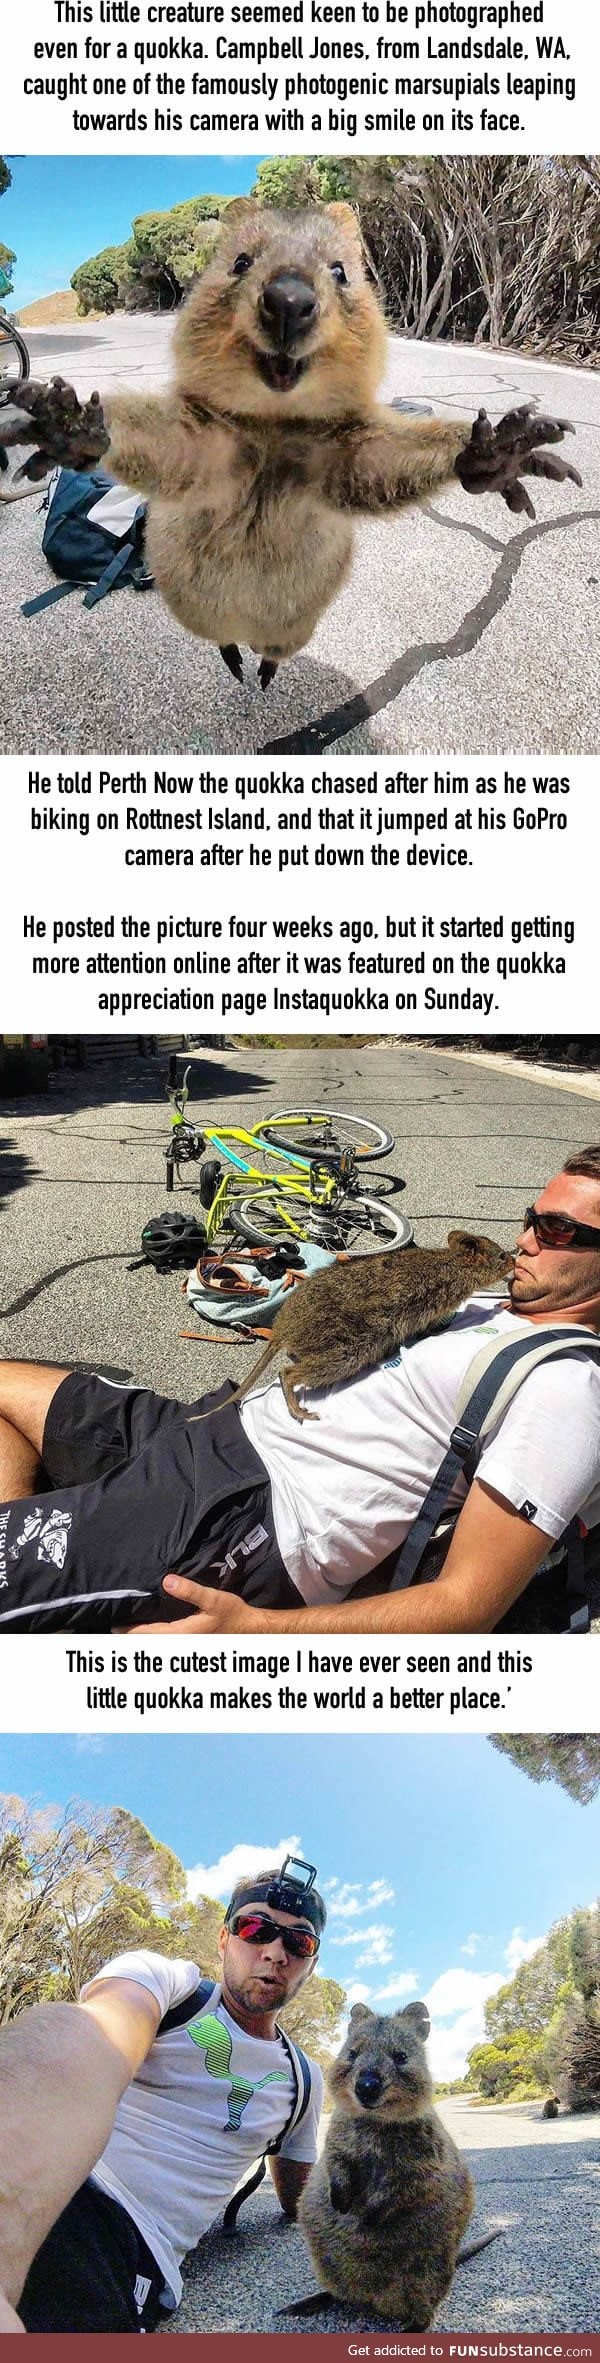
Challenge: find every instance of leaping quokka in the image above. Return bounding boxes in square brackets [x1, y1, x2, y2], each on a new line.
[4, 201, 580, 688]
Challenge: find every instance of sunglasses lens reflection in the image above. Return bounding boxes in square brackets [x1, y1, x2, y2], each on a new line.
[232, 1914, 316, 1958]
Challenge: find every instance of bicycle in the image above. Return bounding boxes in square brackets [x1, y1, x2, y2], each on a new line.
[0, 309, 30, 394]
[0, 310, 35, 500]
[163, 1060, 413, 1257]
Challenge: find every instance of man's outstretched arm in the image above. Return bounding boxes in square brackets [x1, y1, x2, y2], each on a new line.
[0, 1979, 160, 2327]
[135, 1482, 555, 1636]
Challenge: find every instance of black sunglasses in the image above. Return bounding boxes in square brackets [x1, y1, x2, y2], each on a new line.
[229, 1910, 318, 1960]
[524, 1205, 600, 1250]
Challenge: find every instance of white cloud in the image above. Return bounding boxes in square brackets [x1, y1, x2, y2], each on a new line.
[460, 1933, 481, 1958]
[345, 1982, 373, 2007]
[330, 1922, 395, 1967]
[186, 1836, 301, 1904]
[423, 1966, 507, 2078]
[429, 2004, 495, 2085]
[372, 1971, 420, 2005]
[504, 1927, 544, 1976]
[324, 1879, 395, 1919]
[425, 1967, 505, 2019]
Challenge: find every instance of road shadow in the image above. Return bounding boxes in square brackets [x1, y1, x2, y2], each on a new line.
[0, 1248, 142, 1322]
[0, 1129, 40, 1214]
[22, 330, 118, 358]
[2, 1046, 273, 1124]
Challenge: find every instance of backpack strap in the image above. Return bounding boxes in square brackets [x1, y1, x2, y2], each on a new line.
[22, 580, 81, 616]
[388, 1323, 600, 1595]
[83, 540, 135, 607]
[222, 2029, 312, 2235]
[155, 1976, 216, 2035]
[155, 1978, 312, 2234]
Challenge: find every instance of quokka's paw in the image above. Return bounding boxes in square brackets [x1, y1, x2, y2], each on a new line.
[1, 377, 109, 478]
[455, 403, 582, 520]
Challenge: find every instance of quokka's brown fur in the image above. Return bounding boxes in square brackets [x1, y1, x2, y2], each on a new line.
[196, 1229, 512, 1423]
[100, 201, 472, 667]
[6, 205, 580, 669]
[298, 2001, 480, 2325]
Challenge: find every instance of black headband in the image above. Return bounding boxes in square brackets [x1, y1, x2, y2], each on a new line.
[224, 1858, 326, 1937]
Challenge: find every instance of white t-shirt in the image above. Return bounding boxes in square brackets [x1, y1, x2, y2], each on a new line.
[240, 1293, 600, 1603]
[83, 1950, 323, 2307]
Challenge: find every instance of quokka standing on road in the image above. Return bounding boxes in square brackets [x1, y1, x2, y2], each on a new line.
[6, 201, 580, 686]
[295, 2001, 501, 2327]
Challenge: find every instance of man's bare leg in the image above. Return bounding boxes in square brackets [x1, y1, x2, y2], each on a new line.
[0, 1364, 69, 1498]
[0, 1420, 44, 1500]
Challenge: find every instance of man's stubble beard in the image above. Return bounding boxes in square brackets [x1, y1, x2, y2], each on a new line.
[225, 1963, 290, 2013]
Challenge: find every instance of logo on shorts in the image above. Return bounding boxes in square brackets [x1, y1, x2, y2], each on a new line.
[10, 1509, 44, 1556]
[9, 1505, 72, 1571]
[208, 1523, 269, 1587]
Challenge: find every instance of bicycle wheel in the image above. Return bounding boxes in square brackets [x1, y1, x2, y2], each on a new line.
[254, 1108, 395, 1162]
[230, 1189, 412, 1254]
[0, 317, 30, 394]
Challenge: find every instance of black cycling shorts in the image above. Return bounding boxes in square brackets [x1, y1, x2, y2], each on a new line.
[20, 2177, 166, 2334]
[0, 1371, 294, 1632]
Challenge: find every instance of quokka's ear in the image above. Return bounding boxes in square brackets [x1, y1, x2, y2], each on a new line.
[223, 197, 260, 230]
[400, 2000, 431, 2043]
[326, 200, 362, 243]
[348, 2002, 374, 2024]
[446, 1230, 479, 1251]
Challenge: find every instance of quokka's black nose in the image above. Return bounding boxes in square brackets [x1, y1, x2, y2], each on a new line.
[260, 275, 319, 346]
[355, 2069, 383, 2107]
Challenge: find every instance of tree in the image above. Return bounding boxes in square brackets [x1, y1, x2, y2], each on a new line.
[0, 1793, 186, 2023]
[278, 1972, 346, 2070]
[490, 1738, 600, 1804]
[0, 243, 16, 292]
[71, 243, 134, 315]
[71, 197, 229, 316]
[465, 2027, 544, 2100]
[484, 1922, 573, 2044]
[0, 1798, 347, 2072]
[251, 158, 352, 209]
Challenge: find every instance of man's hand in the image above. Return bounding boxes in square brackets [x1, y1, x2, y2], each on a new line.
[455, 403, 581, 519]
[130, 1578, 270, 1634]
[0, 378, 109, 480]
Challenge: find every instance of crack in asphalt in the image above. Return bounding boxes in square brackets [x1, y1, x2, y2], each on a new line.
[422, 503, 506, 553]
[259, 506, 600, 759]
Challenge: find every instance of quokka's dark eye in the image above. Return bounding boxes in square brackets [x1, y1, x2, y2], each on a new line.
[232, 253, 253, 277]
[330, 260, 348, 284]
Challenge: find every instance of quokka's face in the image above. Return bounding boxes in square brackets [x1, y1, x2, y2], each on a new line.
[328, 2004, 434, 2123]
[445, 1232, 514, 1280]
[174, 202, 387, 420]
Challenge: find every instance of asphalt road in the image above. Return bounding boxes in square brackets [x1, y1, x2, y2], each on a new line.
[1, 319, 598, 757]
[161, 2098, 600, 2335]
[3, 1035, 600, 1401]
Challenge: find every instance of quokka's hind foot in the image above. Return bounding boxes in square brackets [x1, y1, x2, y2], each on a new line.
[258, 657, 279, 691]
[219, 641, 244, 684]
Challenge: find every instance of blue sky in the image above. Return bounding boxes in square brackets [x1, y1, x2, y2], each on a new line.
[1, 157, 262, 310]
[1, 1735, 598, 2077]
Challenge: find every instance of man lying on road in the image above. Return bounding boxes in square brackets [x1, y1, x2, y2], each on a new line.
[0, 1858, 325, 2334]
[2, 1148, 600, 1636]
